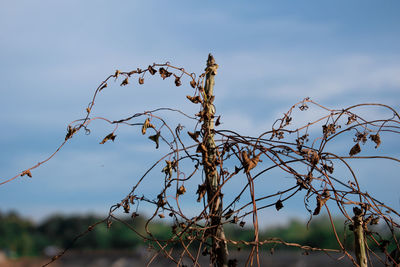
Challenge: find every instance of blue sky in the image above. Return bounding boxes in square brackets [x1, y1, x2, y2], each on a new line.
[1, 1, 400, 225]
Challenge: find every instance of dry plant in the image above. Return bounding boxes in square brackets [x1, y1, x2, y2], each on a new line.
[1, 54, 400, 267]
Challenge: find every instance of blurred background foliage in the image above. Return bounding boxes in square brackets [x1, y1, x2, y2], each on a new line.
[0, 210, 396, 258]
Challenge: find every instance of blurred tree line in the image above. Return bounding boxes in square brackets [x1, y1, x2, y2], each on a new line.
[0, 210, 394, 258]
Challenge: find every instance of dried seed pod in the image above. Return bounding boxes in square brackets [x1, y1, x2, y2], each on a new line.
[138, 77, 144, 84]
[114, 69, 121, 78]
[158, 214, 165, 219]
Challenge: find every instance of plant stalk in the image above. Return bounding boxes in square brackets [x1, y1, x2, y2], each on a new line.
[353, 208, 368, 267]
[202, 54, 229, 267]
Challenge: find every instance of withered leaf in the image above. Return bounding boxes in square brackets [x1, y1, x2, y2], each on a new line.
[275, 200, 284, 211]
[302, 149, 319, 166]
[370, 217, 380, 225]
[285, 116, 292, 126]
[346, 114, 357, 125]
[175, 76, 182, 87]
[215, 115, 221, 126]
[65, 126, 77, 141]
[99, 83, 107, 91]
[230, 216, 239, 224]
[322, 164, 334, 174]
[142, 118, 155, 135]
[123, 202, 130, 213]
[299, 103, 308, 111]
[187, 131, 200, 142]
[224, 209, 234, 220]
[127, 70, 137, 76]
[148, 131, 160, 149]
[86, 107, 91, 113]
[21, 170, 32, 178]
[296, 175, 309, 190]
[239, 221, 246, 227]
[120, 77, 129, 86]
[159, 67, 172, 79]
[157, 194, 166, 208]
[369, 133, 381, 148]
[196, 143, 207, 154]
[322, 124, 337, 137]
[349, 143, 361, 156]
[186, 95, 202, 104]
[242, 151, 261, 173]
[177, 185, 186, 196]
[196, 184, 207, 202]
[234, 166, 241, 174]
[313, 190, 330, 215]
[114, 70, 120, 78]
[190, 79, 196, 88]
[162, 160, 174, 179]
[100, 133, 116, 144]
[158, 214, 165, 219]
[138, 77, 144, 84]
[355, 132, 368, 144]
[148, 65, 157, 75]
